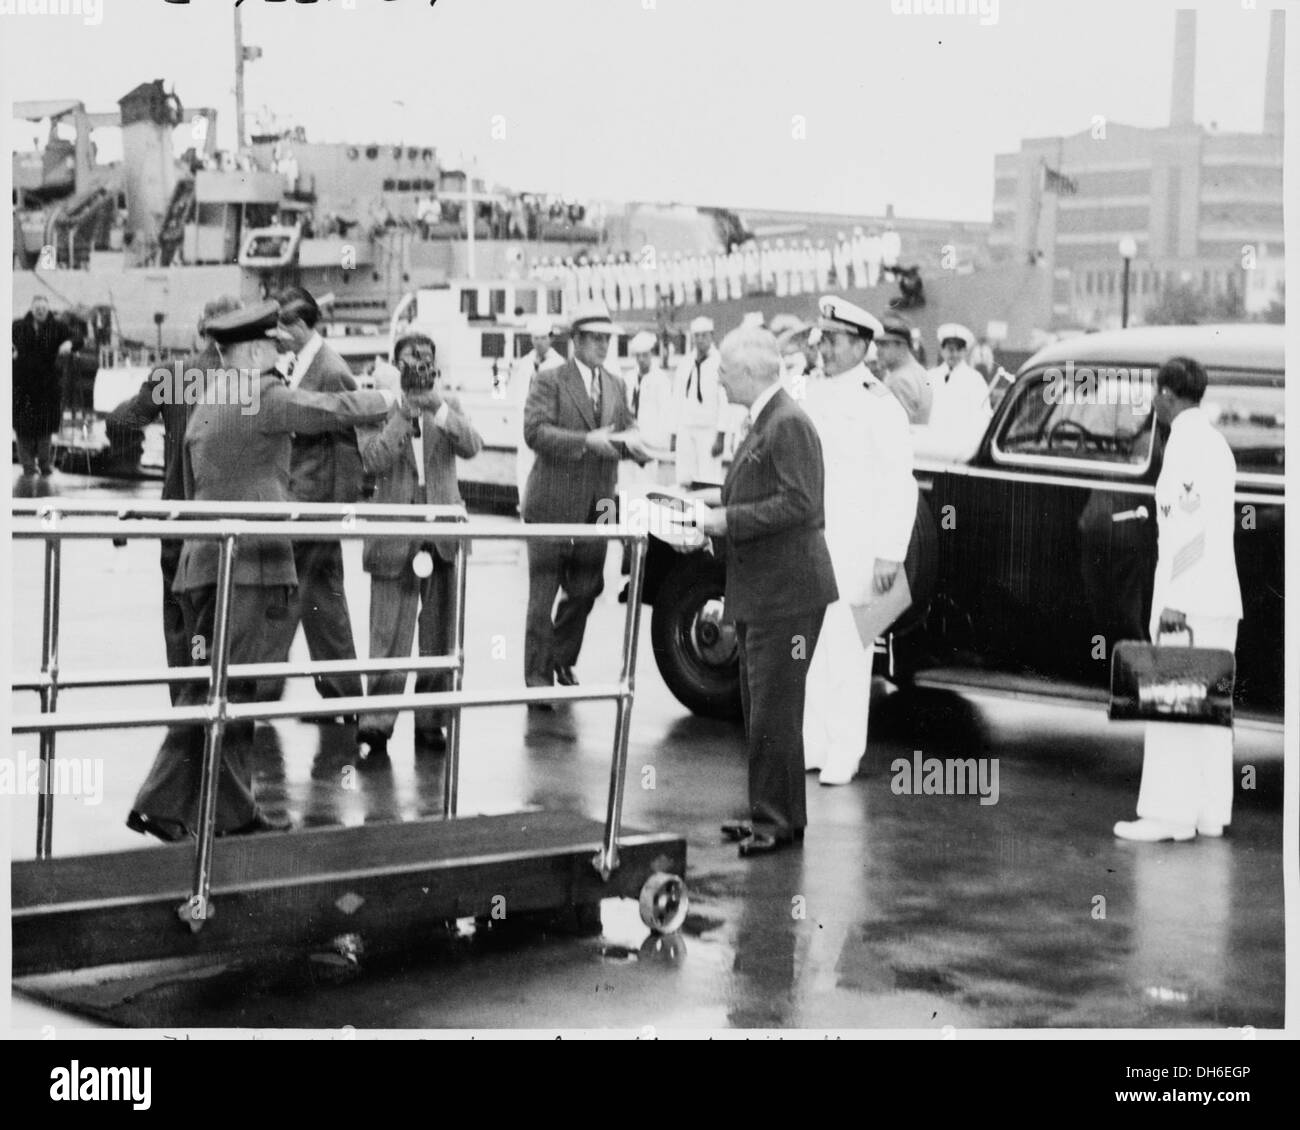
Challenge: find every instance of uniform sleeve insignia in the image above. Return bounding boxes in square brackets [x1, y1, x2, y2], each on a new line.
[1171, 531, 1206, 580]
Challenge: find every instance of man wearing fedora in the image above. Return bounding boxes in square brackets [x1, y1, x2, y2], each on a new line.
[521, 301, 648, 700]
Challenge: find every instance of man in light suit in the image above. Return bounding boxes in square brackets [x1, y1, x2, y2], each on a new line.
[695, 326, 839, 856]
[521, 301, 647, 701]
[875, 311, 934, 426]
[355, 334, 483, 759]
[273, 286, 367, 711]
[127, 302, 397, 842]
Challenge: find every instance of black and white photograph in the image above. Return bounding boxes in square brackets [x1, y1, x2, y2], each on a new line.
[1, 0, 1295, 1054]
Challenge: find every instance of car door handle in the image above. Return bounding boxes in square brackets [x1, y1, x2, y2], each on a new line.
[1112, 505, 1149, 523]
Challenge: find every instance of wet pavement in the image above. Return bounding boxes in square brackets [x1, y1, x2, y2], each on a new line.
[6, 468, 1288, 1031]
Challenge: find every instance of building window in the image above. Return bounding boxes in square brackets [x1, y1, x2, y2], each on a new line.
[516, 289, 539, 315]
[460, 289, 477, 316]
[490, 288, 507, 314]
[480, 332, 505, 359]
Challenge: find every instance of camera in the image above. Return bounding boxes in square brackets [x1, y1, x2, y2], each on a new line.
[399, 358, 439, 394]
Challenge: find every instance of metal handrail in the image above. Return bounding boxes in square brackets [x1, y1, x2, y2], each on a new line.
[11, 503, 649, 931]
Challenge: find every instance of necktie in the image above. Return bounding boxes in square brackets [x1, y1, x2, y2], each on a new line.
[692, 360, 703, 403]
[590, 367, 602, 420]
[633, 375, 642, 417]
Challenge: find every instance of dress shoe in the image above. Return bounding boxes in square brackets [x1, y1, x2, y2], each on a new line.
[38, 462, 53, 477]
[1113, 818, 1196, 842]
[126, 810, 192, 843]
[1196, 822, 1225, 838]
[358, 729, 389, 755]
[220, 810, 292, 837]
[818, 769, 856, 786]
[554, 665, 578, 687]
[416, 727, 448, 753]
[720, 821, 753, 842]
[738, 831, 801, 857]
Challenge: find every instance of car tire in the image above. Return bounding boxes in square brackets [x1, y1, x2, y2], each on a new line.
[650, 556, 743, 720]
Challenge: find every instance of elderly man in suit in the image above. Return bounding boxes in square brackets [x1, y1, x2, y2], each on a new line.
[694, 325, 839, 856]
[521, 301, 647, 702]
[271, 286, 367, 712]
[108, 295, 242, 704]
[127, 301, 401, 843]
[355, 333, 483, 759]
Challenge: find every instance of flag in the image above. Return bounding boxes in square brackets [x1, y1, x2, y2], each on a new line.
[1042, 164, 1078, 195]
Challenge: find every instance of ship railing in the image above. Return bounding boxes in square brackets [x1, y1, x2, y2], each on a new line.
[10, 499, 649, 928]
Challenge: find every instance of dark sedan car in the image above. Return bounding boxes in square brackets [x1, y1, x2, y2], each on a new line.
[642, 323, 1284, 723]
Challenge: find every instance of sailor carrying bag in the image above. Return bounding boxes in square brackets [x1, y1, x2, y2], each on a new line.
[1109, 629, 1236, 728]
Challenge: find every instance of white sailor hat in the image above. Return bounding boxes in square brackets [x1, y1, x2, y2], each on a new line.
[525, 315, 553, 337]
[937, 323, 975, 349]
[816, 295, 883, 340]
[741, 311, 765, 329]
[689, 316, 715, 334]
[629, 331, 657, 354]
[568, 301, 618, 336]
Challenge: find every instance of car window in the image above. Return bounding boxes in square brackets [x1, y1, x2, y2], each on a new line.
[1202, 375, 1284, 476]
[994, 366, 1155, 467]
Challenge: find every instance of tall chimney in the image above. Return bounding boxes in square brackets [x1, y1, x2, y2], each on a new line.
[1170, 9, 1196, 128]
[1263, 8, 1284, 135]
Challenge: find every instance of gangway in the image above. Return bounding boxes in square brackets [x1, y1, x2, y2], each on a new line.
[9, 500, 688, 977]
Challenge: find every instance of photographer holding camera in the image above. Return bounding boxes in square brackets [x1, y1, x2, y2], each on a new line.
[355, 333, 484, 761]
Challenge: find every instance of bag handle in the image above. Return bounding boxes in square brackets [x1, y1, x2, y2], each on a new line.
[1157, 626, 1194, 646]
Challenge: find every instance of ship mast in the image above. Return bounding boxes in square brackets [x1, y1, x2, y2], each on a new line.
[234, 6, 247, 151]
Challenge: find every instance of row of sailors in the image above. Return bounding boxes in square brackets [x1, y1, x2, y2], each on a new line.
[528, 229, 904, 312]
[507, 311, 993, 505]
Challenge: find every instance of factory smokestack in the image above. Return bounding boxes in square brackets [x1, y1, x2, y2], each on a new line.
[1263, 8, 1284, 135]
[1170, 9, 1196, 128]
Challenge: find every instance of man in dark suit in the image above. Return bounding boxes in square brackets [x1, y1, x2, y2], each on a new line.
[12, 294, 75, 476]
[695, 325, 839, 856]
[272, 286, 366, 710]
[127, 301, 399, 842]
[521, 301, 647, 702]
[355, 333, 483, 759]
[108, 295, 242, 703]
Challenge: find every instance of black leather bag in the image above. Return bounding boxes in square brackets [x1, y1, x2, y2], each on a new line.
[1109, 629, 1236, 727]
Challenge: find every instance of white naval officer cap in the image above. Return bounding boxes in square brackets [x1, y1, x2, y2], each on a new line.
[689, 316, 715, 334]
[629, 331, 658, 354]
[937, 323, 975, 349]
[816, 295, 883, 341]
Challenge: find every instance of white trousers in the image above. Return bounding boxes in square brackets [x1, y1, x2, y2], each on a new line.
[802, 599, 870, 778]
[675, 426, 722, 486]
[1136, 614, 1238, 829]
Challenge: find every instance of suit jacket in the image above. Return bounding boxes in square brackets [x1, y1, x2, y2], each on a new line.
[108, 342, 221, 501]
[357, 396, 484, 575]
[521, 358, 638, 524]
[291, 340, 365, 503]
[174, 375, 391, 591]
[720, 387, 838, 623]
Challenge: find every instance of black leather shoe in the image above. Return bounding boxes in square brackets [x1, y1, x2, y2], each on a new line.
[738, 831, 800, 858]
[554, 665, 578, 687]
[220, 810, 292, 837]
[126, 810, 192, 843]
[720, 821, 753, 842]
[358, 729, 389, 758]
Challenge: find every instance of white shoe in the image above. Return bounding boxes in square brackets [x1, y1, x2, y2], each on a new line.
[818, 769, 855, 787]
[1113, 818, 1196, 842]
[1196, 823, 1225, 838]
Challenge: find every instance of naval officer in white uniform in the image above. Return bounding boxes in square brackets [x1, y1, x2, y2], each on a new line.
[672, 315, 728, 486]
[801, 296, 917, 785]
[915, 323, 992, 462]
[1115, 356, 1242, 842]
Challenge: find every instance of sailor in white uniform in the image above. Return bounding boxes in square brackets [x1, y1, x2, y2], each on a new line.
[801, 297, 916, 785]
[880, 225, 901, 272]
[621, 331, 676, 486]
[864, 228, 883, 286]
[509, 315, 566, 510]
[772, 240, 789, 297]
[672, 315, 727, 486]
[915, 323, 992, 462]
[1115, 356, 1243, 841]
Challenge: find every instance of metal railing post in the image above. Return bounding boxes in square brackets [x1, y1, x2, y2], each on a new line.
[35, 535, 63, 859]
[442, 529, 470, 818]
[183, 534, 237, 932]
[594, 533, 647, 880]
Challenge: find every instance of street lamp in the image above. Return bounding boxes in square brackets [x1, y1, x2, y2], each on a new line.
[1118, 236, 1138, 328]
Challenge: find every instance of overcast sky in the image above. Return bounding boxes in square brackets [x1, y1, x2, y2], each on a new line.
[1, 0, 1287, 222]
